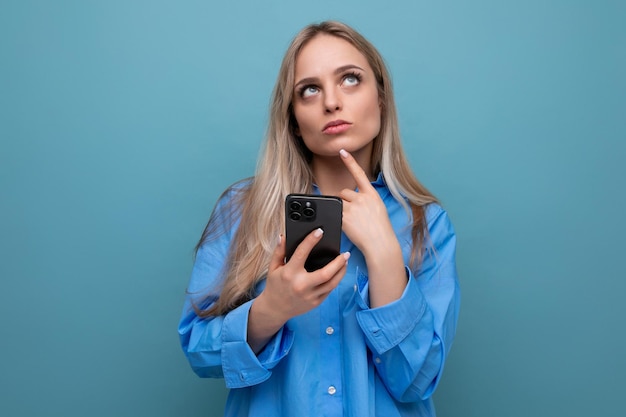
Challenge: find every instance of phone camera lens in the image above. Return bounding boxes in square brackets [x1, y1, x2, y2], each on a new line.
[289, 211, 301, 221]
[303, 207, 315, 218]
[289, 201, 302, 211]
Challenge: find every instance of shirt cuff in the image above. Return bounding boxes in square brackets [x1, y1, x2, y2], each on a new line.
[221, 299, 294, 388]
[355, 267, 427, 354]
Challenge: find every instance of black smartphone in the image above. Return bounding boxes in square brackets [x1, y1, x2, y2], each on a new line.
[285, 194, 343, 272]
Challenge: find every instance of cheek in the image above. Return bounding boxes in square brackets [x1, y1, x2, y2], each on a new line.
[362, 89, 382, 119]
[293, 107, 313, 135]
[363, 99, 382, 134]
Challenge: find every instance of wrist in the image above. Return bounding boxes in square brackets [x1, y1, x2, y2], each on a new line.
[248, 292, 288, 354]
[362, 236, 403, 265]
[252, 292, 289, 329]
[363, 241, 408, 308]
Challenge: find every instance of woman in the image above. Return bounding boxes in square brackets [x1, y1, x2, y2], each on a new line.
[179, 21, 460, 416]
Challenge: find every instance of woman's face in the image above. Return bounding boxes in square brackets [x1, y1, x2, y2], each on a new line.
[292, 34, 381, 160]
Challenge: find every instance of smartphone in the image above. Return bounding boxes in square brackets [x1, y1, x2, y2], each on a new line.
[285, 194, 342, 272]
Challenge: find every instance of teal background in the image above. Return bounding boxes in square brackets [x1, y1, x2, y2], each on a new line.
[1, 0, 624, 416]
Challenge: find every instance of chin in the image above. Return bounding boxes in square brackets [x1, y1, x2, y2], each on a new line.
[305, 135, 374, 157]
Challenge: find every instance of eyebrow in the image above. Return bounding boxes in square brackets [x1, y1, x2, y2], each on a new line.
[294, 64, 366, 90]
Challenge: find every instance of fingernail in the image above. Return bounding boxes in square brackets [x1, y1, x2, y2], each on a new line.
[343, 252, 351, 260]
[339, 149, 348, 158]
[313, 228, 323, 238]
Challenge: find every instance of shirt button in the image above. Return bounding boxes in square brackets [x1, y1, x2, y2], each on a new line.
[328, 386, 337, 395]
[375, 357, 381, 364]
[325, 326, 334, 335]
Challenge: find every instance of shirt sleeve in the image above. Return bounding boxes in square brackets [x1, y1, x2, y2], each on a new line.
[354, 204, 461, 402]
[177, 187, 294, 388]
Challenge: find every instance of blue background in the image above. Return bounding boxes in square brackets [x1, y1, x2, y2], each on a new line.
[1, 1, 624, 416]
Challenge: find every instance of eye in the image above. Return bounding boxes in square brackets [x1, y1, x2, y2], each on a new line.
[300, 85, 319, 98]
[342, 72, 362, 87]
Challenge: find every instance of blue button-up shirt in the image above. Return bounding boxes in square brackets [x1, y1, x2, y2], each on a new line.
[179, 175, 460, 416]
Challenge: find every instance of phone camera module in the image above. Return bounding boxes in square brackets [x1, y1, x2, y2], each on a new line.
[288, 198, 316, 222]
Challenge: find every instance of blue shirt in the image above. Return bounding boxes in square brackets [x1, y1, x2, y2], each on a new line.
[179, 176, 460, 416]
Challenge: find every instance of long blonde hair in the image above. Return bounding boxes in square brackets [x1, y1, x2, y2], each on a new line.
[196, 21, 437, 317]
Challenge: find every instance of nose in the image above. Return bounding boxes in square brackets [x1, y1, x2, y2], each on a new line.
[323, 87, 342, 113]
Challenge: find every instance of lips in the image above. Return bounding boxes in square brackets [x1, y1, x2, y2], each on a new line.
[322, 120, 352, 134]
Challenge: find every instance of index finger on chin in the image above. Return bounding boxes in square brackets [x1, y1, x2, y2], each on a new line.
[339, 149, 373, 192]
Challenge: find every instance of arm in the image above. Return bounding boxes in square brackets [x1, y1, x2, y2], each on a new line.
[355, 205, 460, 402]
[337, 149, 460, 401]
[177, 187, 294, 388]
[248, 231, 350, 352]
[179, 187, 350, 387]
[338, 149, 408, 307]
[178, 241, 295, 387]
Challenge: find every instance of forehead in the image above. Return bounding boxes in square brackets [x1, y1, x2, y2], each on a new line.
[294, 34, 370, 77]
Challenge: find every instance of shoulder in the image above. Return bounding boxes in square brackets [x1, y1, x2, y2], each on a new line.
[424, 203, 456, 239]
[197, 178, 254, 248]
[212, 177, 253, 212]
[424, 203, 444, 223]
[220, 177, 253, 201]
[209, 178, 254, 225]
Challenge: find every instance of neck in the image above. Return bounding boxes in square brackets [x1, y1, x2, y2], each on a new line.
[311, 146, 375, 196]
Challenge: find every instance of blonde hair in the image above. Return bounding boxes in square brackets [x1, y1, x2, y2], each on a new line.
[196, 21, 437, 317]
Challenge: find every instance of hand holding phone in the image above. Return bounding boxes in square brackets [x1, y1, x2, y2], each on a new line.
[285, 194, 342, 272]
